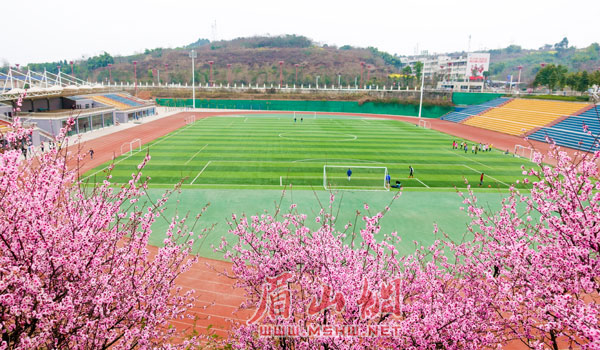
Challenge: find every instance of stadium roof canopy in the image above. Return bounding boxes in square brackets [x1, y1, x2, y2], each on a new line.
[0, 68, 107, 102]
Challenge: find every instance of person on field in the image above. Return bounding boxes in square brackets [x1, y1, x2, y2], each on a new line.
[89, 149, 94, 160]
[347, 168, 352, 181]
[408, 166, 414, 178]
[391, 180, 402, 189]
[479, 172, 485, 187]
[385, 173, 391, 188]
[464, 144, 468, 153]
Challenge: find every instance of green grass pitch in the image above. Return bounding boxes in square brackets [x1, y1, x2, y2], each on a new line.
[83, 113, 535, 259]
[84, 113, 531, 190]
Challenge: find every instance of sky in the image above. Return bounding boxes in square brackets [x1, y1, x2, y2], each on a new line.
[3, 0, 599, 65]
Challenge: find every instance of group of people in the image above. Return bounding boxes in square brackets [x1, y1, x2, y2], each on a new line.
[452, 140, 493, 154]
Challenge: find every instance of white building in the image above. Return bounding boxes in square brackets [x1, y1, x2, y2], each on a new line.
[407, 53, 490, 91]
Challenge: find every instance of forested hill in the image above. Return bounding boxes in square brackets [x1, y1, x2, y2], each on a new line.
[9, 35, 600, 88]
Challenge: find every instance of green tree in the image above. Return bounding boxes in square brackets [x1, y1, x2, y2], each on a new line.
[414, 61, 423, 82]
[576, 71, 590, 92]
[554, 37, 569, 50]
[565, 72, 578, 91]
[401, 66, 413, 87]
[533, 64, 567, 90]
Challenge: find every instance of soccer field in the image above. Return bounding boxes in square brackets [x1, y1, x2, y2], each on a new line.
[84, 113, 531, 190]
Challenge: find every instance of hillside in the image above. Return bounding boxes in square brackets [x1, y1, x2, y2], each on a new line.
[22, 35, 404, 89]
[484, 40, 600, 82]
[11, 35, 600, 88]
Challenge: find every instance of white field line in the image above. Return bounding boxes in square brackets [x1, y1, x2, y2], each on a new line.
[293, 158, 383, 164]
[244, 118, 248, 122]
[444, 149, 492, 169]
[146, 183, 499, 191]
[462, 164, 509, 187]
[414, 177, 430, 188]
[184, 144, 208, 165]
[81, 148, 143, 182]
[82, 121, 200, 181]
[190, 161, 212, 184]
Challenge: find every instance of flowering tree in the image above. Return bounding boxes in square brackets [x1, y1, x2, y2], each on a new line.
[0, 116, 200, 348]
[453, 146, 600, 349]
[217, 194, 505, 349]
[220, 148, 600, 348]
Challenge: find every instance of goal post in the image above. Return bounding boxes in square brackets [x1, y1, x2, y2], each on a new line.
[418, 119, 431, 129]
[120, 138, 142, 156]
[323, 165, 389, 191]
[292, 111, 317, 119]
[185, 115, 196, 124]
[514, 144, 534, 160]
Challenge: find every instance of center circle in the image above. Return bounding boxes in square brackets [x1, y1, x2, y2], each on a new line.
[278, 131, 357, 142]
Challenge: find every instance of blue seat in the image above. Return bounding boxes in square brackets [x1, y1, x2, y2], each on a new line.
[441, 98, 511, 123]
[528, 108, 600, 151]
[105, 94, 142, 107]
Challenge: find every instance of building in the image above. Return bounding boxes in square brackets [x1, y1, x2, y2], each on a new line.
[407, 53, 490, 91]
[0, 69, 155, 142]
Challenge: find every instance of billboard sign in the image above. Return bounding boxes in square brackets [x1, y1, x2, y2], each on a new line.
[465, 53, 490, 79]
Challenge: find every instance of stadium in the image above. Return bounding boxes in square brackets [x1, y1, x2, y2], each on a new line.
[2, 63, 600, 346]
[2, 28, 600, 350]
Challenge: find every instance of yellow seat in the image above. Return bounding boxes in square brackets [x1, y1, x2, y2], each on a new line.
[463, 99, 588, 136]
[90, 95, 131, 110]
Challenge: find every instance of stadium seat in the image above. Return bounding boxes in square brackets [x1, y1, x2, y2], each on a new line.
[463, 99, 588, 136]
[528, 106, 600, 151]
[441, 97, 511, 123]
[90, 95, 131, 110]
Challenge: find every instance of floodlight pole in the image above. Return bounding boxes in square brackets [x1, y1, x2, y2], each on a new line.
[70, 61, 74, 76]
[279, 61, 284, 87]
[227, 63, 232, 86]
[108, 64, 112, 84]
[133, 61, 138, 95]
[360, 61, 365, 89]
[208, 60, 214, 87]
[316, 76, 320, 89]
[189, 50, 197, 108]
[418, 64, 425, 118]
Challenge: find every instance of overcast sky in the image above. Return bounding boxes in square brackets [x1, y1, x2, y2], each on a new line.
[3, 0, 599, 65]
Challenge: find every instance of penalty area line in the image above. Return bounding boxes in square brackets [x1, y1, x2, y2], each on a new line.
[414, 177, 430, 188]
[462, 164, 509, 187]
[190, 161, 212, 184]
[184, 144, 208, 165]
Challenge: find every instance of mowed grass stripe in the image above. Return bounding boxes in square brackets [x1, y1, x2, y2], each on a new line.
[85, 114, 534, 190]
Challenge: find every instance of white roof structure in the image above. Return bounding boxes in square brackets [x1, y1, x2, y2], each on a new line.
[0, 68, 108, 102]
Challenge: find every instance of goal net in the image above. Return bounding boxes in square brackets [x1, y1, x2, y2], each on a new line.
[120, 138, 142, 156]
[418, 119, 431, 129]
[185, 115, 196, 124]
[293, 111, 317, 119]
[323, 165, 388, 191]
[514, 144, 534, 160]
